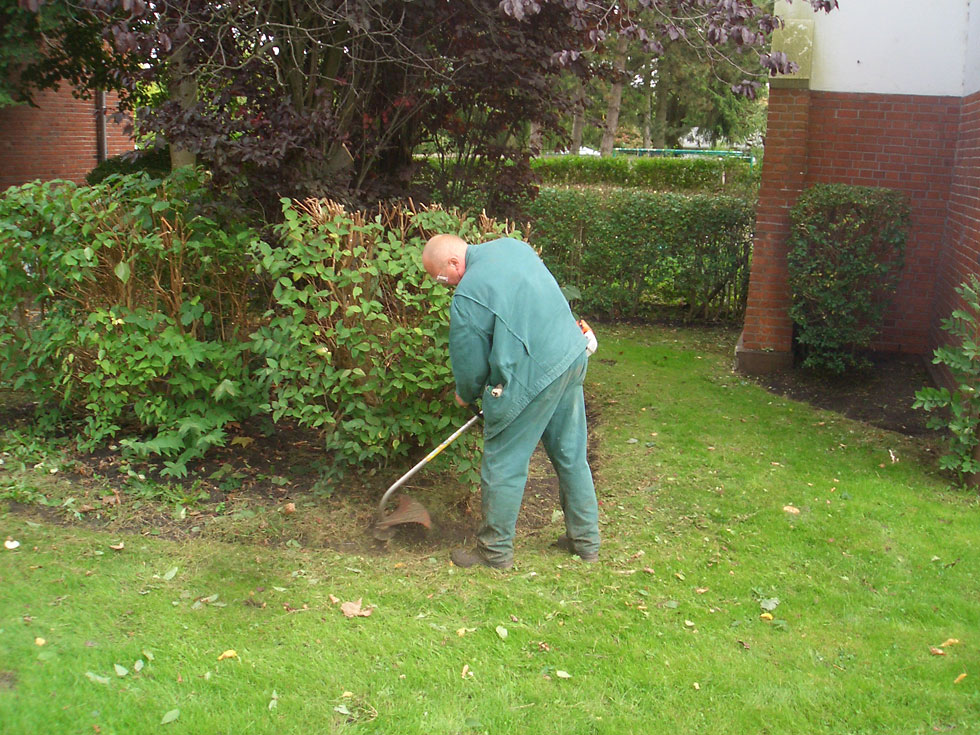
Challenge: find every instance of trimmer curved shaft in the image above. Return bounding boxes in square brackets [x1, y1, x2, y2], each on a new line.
[372, 411, 482, 541]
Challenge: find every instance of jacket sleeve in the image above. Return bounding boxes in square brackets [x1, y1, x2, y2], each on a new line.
[449, 296, 494, 404]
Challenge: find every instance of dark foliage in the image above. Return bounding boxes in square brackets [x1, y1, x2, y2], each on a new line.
[14, 0, 836, 208]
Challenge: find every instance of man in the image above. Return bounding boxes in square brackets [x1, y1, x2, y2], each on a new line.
[421, 233, 600, 569]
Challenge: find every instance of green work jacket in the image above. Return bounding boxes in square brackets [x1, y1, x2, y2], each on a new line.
[449, 238, 587, 439]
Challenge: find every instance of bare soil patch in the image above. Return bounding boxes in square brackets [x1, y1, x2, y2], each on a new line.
[754, 353, 933, 437]
[2, 352, 935, 552]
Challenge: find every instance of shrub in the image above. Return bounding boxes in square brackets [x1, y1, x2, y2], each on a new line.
[787, 184, 910, 373]
[0, 170, 263, 477]
[0, 170, 510, 483]
[913, 276, 980, 486]
[532, 154, 759, 194]
[525, 187, 754, 321]
[250, 199, 513, 480]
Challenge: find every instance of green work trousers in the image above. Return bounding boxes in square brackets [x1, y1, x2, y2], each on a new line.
[477, 351, 599, 566]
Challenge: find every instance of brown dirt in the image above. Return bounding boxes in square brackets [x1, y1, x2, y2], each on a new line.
[754, 353, 934, 437]
[2, 353, 935, 552]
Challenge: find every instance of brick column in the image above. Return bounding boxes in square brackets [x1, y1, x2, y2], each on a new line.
[735, 85, 811, 374]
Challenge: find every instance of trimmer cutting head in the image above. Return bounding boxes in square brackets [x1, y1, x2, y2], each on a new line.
[371, 410, 482, 543]
[372, 494, 433, 541]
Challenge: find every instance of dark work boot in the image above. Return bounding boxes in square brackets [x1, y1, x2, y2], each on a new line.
[553, 534, 599, 562]
[450, 547, 513, 569]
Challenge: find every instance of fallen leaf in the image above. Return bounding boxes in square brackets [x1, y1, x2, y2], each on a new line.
[114, 664, 128, 677]
[85, 671, 110, 685]
[510, 615, 519, 623]
[283, 502, 296, 514]
[684, 620, 696, 628]
[109, 542, 125, 551]
[162, 566, 178, 581]
[35, 637, 46, 646]
[939, 638, 961, 647]
[5, 538, 20, 550]
[555, 670, 572, 679]
[269, 690, 279, 710]
[134, 660, 144, 673]
[760, 612, 774, 621]
[783, 505, 800, 515]
[456, 627, 475, 637]
[329, 594, 340, 604]
[340, 599, 373, 618]
[217, 650, 238, 661]
[342, 691, 353, 698]
[693, 682, 701, 690]
[759, 597, 780, 612]
[461, 664, 472, 679]
[161, 709, 180, 725]
[675, 572, 685, 581]
[230, 436, 254, 448]
[954, 673, 967, 684]
[695, 587, 708, 594]
[929, 647, 946, 656]
[643, 567, 656, 574]
[334, 704, 351, 716]
[495, 626, 508, 640]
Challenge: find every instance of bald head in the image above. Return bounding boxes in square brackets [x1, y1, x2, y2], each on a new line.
[422, 234, 468, 286]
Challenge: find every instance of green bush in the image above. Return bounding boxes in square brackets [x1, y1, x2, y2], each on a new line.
[913, 276, 980, 486]
[787, 184, 910, 373]
[0, 171, 510, 482]
[525, 187, 754, 321]
[249, 199, 507, 481]
[0, 170, 264, 477]
[532, 155, 759, 194]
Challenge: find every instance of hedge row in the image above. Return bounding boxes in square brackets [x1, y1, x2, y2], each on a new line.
[526, 187, 755, 321]
[531, 154, 760, 194]
[0, 170, 500, 483]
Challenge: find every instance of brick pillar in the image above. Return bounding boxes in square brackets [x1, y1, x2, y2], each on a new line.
[735, 85, 811, 374]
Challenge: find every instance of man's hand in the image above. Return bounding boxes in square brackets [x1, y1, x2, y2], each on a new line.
[454, 392, 466, 407]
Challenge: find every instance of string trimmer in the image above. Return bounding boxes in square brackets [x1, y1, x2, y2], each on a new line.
[372, 409, 482, 541]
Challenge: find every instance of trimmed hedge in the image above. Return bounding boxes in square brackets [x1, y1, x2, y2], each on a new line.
[532, 154, 759, 194]
[526, 187, 754, 321]
[787, 183, 910, 373]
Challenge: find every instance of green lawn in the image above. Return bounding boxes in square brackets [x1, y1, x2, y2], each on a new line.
[2, 325, 978, 734]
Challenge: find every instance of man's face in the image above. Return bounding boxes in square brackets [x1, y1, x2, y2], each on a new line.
[432, 256, 464, 286]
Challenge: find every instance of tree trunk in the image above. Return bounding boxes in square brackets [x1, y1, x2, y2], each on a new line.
[600, 36, 629, 157]
[642, 63, 654, 149]
[652, 58, 668, 149]
[529, 121, 543, 156]
[168, 45, 197, 169]
[570, 81, 585, 153]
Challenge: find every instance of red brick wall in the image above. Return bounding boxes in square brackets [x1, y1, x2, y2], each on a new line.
[805, 92, 960, 355]
[740, 87, 964, 368]
[741, 87, 811, 355]
[935, 89, 980, 350]
[0, 86, 132, 191]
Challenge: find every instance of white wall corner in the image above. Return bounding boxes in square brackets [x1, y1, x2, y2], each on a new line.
[775, 0, 971, 97]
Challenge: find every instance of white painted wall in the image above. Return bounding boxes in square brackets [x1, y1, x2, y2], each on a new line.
[776, 0, 980, 97]
[965, 0, 980, 95]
